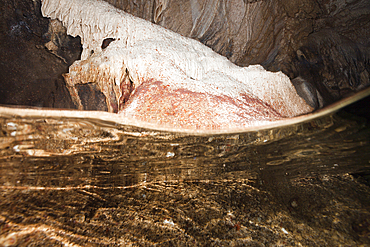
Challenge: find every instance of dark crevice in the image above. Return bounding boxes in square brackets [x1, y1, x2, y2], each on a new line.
[101, 38, 116, 49]
[76, 83, 108, 111]
[118, 69, 135, 111]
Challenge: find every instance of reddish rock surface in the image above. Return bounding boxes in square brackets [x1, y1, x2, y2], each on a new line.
[120, 80, 283, 129]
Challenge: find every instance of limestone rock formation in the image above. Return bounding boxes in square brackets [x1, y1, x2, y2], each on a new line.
[109, 0, 370, 104]
[41, 0, 313, 129]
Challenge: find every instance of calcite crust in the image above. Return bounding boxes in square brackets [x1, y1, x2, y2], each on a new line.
[41, 0, 313, 130]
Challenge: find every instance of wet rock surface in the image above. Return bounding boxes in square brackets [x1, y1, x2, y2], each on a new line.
[1, 175, 370, 246]
[1, 0, 370, 110]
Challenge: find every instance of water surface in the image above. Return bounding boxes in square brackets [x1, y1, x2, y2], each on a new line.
[0, 102, 370, 246]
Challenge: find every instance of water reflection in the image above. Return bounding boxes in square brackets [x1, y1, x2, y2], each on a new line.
[0, 106, 370, 246]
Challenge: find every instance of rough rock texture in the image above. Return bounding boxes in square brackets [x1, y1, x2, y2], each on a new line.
[0, 0, 369, 111]
[0, 0, 81, 108]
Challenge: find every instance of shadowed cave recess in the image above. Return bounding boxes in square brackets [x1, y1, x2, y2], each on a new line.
[0, 0, 369, 112]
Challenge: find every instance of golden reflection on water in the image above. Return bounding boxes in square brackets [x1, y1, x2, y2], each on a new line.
[0, 110, 370, 246]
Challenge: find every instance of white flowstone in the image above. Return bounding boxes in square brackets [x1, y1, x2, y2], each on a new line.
[41, 0, 313, 129]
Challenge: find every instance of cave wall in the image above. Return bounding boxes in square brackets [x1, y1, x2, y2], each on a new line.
[0, 0, 80, 108]
[110, 0, 370, 103]
[0, 0, 369, 109]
